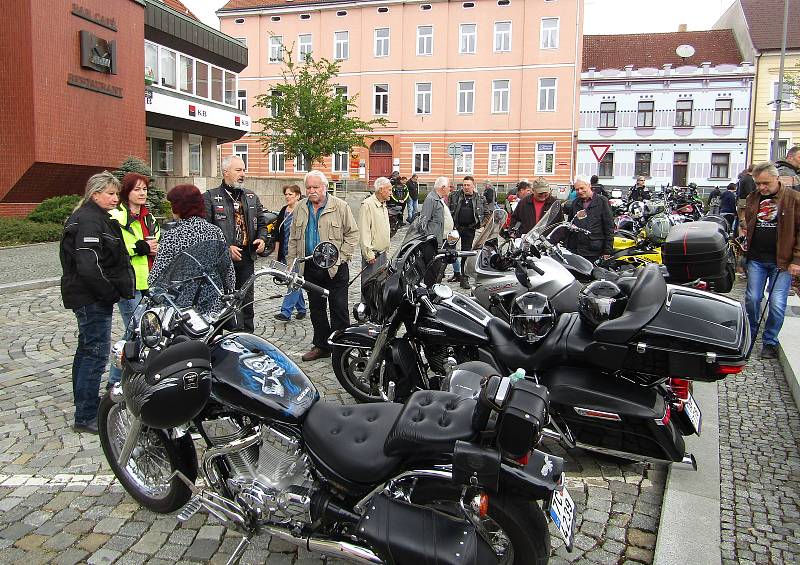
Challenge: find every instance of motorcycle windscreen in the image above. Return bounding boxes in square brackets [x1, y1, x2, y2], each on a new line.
[471, 208, 508, 250]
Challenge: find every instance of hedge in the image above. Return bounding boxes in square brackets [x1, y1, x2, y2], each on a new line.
[0, 218, 63, 246]
[27, 195, 81, 224]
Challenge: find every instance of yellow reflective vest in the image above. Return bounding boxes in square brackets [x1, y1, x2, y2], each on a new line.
[109, 205, 161, 291]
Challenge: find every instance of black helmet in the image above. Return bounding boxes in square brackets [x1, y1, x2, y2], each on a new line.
[510, 292, 555, 343]
[123, 340, 212, 429]
[578, 280, 628, 328]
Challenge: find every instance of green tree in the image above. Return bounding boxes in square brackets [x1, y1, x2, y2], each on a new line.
[113, 156, 169, 216]
[253, 49, 387, 166]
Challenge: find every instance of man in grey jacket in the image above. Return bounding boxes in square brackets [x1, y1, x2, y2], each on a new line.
[775, 145, 800, 191]
[416, 176, 453, 285]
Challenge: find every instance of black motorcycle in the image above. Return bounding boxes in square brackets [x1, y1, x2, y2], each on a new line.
[99, 239, 574, 564]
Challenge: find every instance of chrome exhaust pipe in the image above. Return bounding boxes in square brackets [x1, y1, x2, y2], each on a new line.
[264, 525, 383, 565]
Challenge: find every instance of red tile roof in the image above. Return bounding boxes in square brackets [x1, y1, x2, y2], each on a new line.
[740, 0, 800, 51]
[582, 30, 744, 72]
[161, 0, 199, 20]
[220, 0, 334, 10]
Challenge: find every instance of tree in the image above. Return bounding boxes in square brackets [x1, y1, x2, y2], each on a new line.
[253, 49, 387, 167]
[113, 156, 169, 216]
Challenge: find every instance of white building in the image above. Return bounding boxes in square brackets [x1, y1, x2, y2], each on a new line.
[576, 30, 754, 191]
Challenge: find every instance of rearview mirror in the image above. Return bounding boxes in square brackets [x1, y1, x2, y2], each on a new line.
[312, 241, 339, 269]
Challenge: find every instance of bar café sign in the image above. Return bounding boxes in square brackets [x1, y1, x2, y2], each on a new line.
[67, 3, 122, 98]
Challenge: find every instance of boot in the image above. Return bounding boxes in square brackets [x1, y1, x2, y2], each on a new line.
[447, 273, 461, 283]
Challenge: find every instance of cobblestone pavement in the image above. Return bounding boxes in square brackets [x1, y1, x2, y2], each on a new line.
[0, 228, 666, 564]
[0, 242, 60, 285]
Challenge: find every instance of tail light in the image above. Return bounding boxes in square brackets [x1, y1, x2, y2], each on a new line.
[669, 378, 691, 401]
[717, 365, 744, 375]
[515, 453, 529, 466]
[695, 281, 708, 290]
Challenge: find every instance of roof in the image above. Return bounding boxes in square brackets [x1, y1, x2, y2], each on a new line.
[161, 0, 198, 20]
[220, 0, 335, 10]
[740, 0, 800, 51]
[582, 30, 744, 72]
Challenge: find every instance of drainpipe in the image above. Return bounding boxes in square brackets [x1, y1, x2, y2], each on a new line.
[570, 0, 582, 184]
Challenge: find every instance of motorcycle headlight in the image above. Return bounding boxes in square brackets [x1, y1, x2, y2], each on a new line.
[353, 302, 368, 323]
[140, 310, 163, 348]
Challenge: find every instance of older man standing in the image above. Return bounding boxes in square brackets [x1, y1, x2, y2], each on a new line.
[775, 145, 800, 191]
[563, 175, 614, 265]
[204, 155, 267, 332]
[359, 177, 392, 292]
[511, 178, 564, 235]
[287, 170, 359, 362]
[417, 176, 454, 285]
[743, 162, 800, 359]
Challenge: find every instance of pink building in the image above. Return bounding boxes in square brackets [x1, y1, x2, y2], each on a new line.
[218, 0, 583, 190]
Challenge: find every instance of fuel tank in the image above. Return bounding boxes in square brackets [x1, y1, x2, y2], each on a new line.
[209, 333, 319, 424]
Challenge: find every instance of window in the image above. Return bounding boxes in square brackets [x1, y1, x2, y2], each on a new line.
[224, 72, 236, 106]
[714, 99, 732, 126]
[413, 143, 431, 173]
[145, 42, 158, 85]
[492, 79, 510, 113]
[189, 143, 201, 175]
[773, 82, 794, 111]
[675, 99, 693, 126]
[711, 153, 730, 179]
[374, 28, 390, 57]
[335, 85, 348, 100]
[334, 31, 349, 60]
[269, 89, 283, 118]
[153, 139, 173, 173]
[598, 152, 614, 178]
[635, 152, 651, 177]
[237, 89, 247, 112]
[774, 139, 789, 161]
[540, 18, 559, 49]
[179, 55, 193, 94]
[417, 26, 433, 55]
[416, 82, 432, 115]
[378, 7, 389, 13]
[298, 34, 312, 60]
[538, 78, 556, 111]
[269, 36, 284, 63]
[234, 18, 245, 24]
[454, 143, 474, 174]
[637, 101, 654, 127]
[458, 81, 474, 113]
[234, 144, 249, 170]
[195, 61, 208, 98]
[332, 151, 349, 173]
[535, 142, 555, 175]
[463, 1, 475, 6]
[300, 14, 311, 20]
[211, 67, 223, 102]
[269, 145, 285, 173]
[460, 23, 476, 54]
[295, 154, 310, 173]
[374, 84, 389, 115]
[420, 4, 432, 10]
[599, 101, 616, 127]
[489, 143, 509, 175]
[497, 0, 510, 5]
[494, 21, 511, 52]
[160, 48, 176, 88]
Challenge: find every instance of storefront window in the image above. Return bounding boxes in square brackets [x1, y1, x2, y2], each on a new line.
[154, 139, 173, 173]
[211, 67, 223, 103]
[225, 72, 236, 106]
[160, 48, 176, 89]
[145, 43, 158, 84]
[179, 55, 193, 94]
[195, 61, 208, 98]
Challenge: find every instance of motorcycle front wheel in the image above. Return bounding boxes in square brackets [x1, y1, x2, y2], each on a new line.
[98, 394, 197, 513]
[332, 346, 387, 403]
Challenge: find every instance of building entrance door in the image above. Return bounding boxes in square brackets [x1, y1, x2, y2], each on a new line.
[369, 140, 393, 183]
[672, 152, 689, 187]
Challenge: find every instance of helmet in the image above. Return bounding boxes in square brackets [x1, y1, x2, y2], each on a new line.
[578, 280, 628, 328]
[644, 215, 671, 244]
[123, 340, 212, 429]
[615, 214, 635, 232]
[510, 292, 555, 343]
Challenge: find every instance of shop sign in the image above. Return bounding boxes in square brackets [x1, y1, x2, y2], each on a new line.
[146, 89, 251, 133]
[71, 3, 117, 32]
[80, 30, 117, 74]
[67, 73, 122, 98]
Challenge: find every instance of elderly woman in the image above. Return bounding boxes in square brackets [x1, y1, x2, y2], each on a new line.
[107, 173, 160, 386]
[60, 171, 134, 434]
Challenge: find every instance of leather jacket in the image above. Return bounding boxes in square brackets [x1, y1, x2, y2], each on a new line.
[203, 184, 268, 260]
[448, 189, 489, 230]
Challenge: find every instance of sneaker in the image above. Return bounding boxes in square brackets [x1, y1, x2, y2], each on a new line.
[460, 276, 471, 289]
[295, 311, 307, 320]
[274, 313, 291, 322]
[760, 344, 779, 360]
[72, 421, 99, 435]
[447, 273, 462, 283]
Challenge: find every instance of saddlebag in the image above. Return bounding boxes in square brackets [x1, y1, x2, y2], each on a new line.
[358, 493, 497, 565]
[662, 221, 727, 282]
[496, 380, 549, 459]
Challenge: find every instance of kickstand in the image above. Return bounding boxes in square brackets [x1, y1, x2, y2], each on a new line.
[225, 535, 251, 565]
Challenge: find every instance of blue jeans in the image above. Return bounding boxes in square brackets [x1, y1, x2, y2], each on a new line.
[108, 291, 142, 385]
[72, 302, 113, 425]
[280, 288, 307, 317]
[744, 260, 792, 347]
[407, 199, 419, 222]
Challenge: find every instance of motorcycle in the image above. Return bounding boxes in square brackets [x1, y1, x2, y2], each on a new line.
[99, 239, 573, 565]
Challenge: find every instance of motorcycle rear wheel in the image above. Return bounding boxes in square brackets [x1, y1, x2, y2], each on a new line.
[332, 346, 386, 403]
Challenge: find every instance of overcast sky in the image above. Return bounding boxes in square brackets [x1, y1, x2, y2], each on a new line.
[183, 0, 738, 36]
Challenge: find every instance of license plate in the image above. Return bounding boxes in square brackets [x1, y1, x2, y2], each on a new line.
[684, 393, 702, 435]
[549, 476, 575, 551]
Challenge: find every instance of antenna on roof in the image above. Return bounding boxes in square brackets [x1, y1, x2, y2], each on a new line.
[675, 44, 695, 63]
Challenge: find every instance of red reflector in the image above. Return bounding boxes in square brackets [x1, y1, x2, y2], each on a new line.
[696, 281, 708, 290]
[479, 493, 489, 517]
[515, 453, 529, 466]
[669, 378, 691, 401]
[718, 365, 743, 375]
[660, 406, 671, 426]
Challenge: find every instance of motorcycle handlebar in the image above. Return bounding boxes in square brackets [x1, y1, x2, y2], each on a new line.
[301, 279, 330, 298]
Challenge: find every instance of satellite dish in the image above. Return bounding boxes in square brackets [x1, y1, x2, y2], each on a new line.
[676, 44, 695, 58]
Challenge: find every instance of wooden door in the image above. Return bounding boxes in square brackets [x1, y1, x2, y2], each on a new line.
[369, 140, 393, 183]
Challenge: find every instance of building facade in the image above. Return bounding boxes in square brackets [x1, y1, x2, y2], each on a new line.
[217, 0, 583, 191]
[577, 30, 753, 190]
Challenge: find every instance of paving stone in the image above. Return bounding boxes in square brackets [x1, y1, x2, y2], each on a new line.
[183, 538, 221, 561]
[131, 531, 168, 555]
[87, 548, 123, 565]
[52, 548, 90, 565]
[94, 517, 127, 534]
[79, 533, 111, 553]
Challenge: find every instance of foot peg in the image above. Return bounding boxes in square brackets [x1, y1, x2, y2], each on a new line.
[177, 496, 202, 522]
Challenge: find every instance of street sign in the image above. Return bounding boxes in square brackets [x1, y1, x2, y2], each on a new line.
[447, 143, 464, 158]
[589, 144, 611, 163]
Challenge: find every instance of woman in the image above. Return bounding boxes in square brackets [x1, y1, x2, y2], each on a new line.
[273, 184, 307, 322]
[107, 173, 160, 386]
[60, 171, 134, 434]
[149, 185, 235, 317]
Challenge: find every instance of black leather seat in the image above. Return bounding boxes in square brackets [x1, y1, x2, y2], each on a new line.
[593, 264, 667, 344]
[303, 401, 404, 484]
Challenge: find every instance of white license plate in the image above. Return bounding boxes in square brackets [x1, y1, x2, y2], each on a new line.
[549, 476, 575, 551]
[684, 393, 702, 435]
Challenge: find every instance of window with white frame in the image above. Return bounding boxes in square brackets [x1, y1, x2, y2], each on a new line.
[492, 80, 510, 113]
[538, 78, 556, 111]
[179, 55, 193, 94]
[417, 26, 433, 55]
[234, 144, 249, 170]
[710, 153, 730, 179]
[540, 18, 559, 49]
[416, 82, 432, 115]
[189, 143, 201, 175]
[458, 81, 474, 114]
[637, 101, 654, 127]
[535, 143, 555, 175]
[454, 143, 474, 174]
[335, 85, 348, 100]
[298, 34, 312, 60]
[160, 48, 177, 88]
[714, 98, 733, 126]
[494, 21, 511, 52]
[224, 71, 236, 106]
[598, 152, 613, 178]
[237, 89, 247, 112]
[270, 89, 283, 118]
[635, 152, 651, 177]
[374, 84, 389, 115]
[332, 151, 349, 173]
[489, 143, 509, 175]
[675, 99, 693, 126]
[413, 143, 431, 173]
[374, 28, 390, 57]
[295, 154, 310, 173]
[599, 101, 616, 127]
[145, 42, 158, 83]
[154, 139, 173, 173]
[334, 31, 349, 60]
[269, 145, 285, 173]
[269, 36, 284, 62]
[211, 67, 223, 102]
[195, 60, 208, 98]
[460, 23, 476, 54]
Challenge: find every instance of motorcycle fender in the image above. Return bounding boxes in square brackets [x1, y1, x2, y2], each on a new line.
[497, 449, 563, 500]
[328, 324, 381, 349]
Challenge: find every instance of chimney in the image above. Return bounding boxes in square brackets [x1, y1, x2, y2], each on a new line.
[678, 24, 687, 32]
[625, 64, 634, 77]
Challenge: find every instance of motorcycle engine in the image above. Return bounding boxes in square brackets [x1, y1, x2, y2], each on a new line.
[203, 417, 315, 526]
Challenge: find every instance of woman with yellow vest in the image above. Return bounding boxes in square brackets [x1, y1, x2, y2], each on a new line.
[107, 172, 160, 386]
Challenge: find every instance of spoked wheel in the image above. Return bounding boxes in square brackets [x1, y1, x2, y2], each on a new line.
[98, 394, 196, 513]
[331, 346, 386, 403]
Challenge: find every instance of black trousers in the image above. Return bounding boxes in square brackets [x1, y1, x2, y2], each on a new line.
[233, 253, 255, 332]
[305, 262, 350, 350]
[457, 227, 476, 274]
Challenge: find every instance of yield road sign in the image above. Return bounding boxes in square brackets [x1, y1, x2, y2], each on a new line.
[447, 143, 464, 158]
[589, 144, 611, 163]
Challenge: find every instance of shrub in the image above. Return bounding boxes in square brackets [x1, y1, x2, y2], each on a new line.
[0, 218, 63, 245]
[113, 155, 170, 216]
[27, 195, 81, 224]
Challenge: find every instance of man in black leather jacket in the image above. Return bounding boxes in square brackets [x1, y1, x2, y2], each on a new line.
[203, 156, 267, 332]
[448, 175, 491, 288]
[564, 176, 614, 264]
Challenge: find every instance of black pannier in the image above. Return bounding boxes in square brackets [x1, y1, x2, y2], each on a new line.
[497, 379, 549, 459]
[662, 221, 727, 282]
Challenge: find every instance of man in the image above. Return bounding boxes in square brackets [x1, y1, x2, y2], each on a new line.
[447, 175, 490, 289]
[719, 183, 737, 227]
[511, 178, 564, 235]
[483, 180, 496, 206]
[742, 162, 800, 359]
[564, 175, 614, 264]
[775, 145, 800, 191]
[359, 177, 391, 296]
[418, 176, 454, 285]
[203, 155, 267, 332]
[590, 175, 608, 199]
[287, 170, 359, 362]
[629, 176, 650, 202]
[706, 185, 722, 215]
[737, 166, 756, 235]
[406, 173, 420, 222]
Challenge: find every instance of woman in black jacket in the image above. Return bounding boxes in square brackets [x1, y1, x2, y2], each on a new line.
[60, 171, 134, 434]
[564, 176, 614, 264]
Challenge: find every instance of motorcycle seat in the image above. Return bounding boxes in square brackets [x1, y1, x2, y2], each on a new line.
[593, 264, 667, 345]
